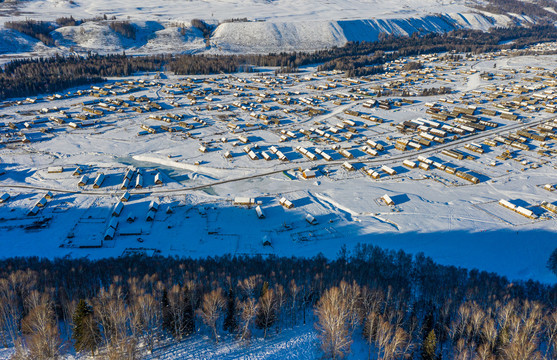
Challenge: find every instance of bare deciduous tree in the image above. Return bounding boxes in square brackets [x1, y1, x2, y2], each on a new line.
[544, 310, 557, 359]
[339, 281, 362, 333]
[238, 298, 258, 342]
[256, 287, 277, 339]
[94, 285, 136, 360]
[501, 301, 543, 360]
[315, 286, 352, 359]
[132, 292, 160, 353]
[275, 284, 286, 333]
[21, 291, 61, 360]
[198, 288, 225, 343]
[238, 276, 260, 299]
[0, 270, 37, 347]
[375, 315, 392, 360]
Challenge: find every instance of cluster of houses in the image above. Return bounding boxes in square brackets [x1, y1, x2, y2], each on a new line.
[74, 167, 163, 190]
[1, 45, 557, 242]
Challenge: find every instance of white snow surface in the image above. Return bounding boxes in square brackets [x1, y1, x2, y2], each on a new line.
[0, 323, 378, 360]
[1, 0, 475, 24]
[1, 51, 557, 284]
[0, 0, 535, 56]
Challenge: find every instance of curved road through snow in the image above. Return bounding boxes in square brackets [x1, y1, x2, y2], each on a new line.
[0, 116, 552, 196]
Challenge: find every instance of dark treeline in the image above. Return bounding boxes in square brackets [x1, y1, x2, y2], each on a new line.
[2, 25, 557, 100]
[191, 18, 215, 41]
[0, 244, 556, 359]
[476, 0, 557, 20]
[221, 18, 250, 23]
[4, 20, 56, 46]
[109, 21, 137, 40]
[316, 25, 557, 76]
[55, 17, 79, 27]
[166, 54, 254, 75]
[0, 54, 166, 100]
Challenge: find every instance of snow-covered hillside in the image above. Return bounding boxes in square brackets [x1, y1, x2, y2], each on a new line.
[0, 0, 537, 56]
[0, 0, 476, 24]
[211, 12, 526, 53]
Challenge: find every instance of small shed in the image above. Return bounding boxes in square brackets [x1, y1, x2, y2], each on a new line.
[108, 217, 119, 230]
[45, 191, 53, 199]
[47, 166, 64, 173]
[402, 160, 416, 169]
[305, 214, 317, 225]
[382, 194, 395, 206]
[135, 174, 143, 189]
[0, 193, 10, 203]
[126, 212, 135, 223]
[112, 202, 124, 217]
[541, 201, 557, 214]
[124, 169, 134, 180]
[342, 162, 355, 171]
[93, 173, 105, 188]
[148, 201, 159, 212]
[234, 197, 255, 206]
[36, 197, 48, 207]
[146, 209, 156, 221]
[302, 169, 316, 179]
[120, 191, 130, 202]
[381, 165, 397, 176]
[121, 178, 130, 190]
[279, 197, 294, 209]
[154, 172, 163, 185]
[78, 175, 89, 187]
[104, 227, 116, 240]
[255, 205, 265, 219]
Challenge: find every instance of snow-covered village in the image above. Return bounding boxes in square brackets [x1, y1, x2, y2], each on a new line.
[1, 0, 557, 359]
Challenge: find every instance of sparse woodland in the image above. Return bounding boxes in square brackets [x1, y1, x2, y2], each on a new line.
[4, 20, 56, 46]
[109, 21, 137, 40]
[0, 244, 556, 359]
[476, 0, 557, 20]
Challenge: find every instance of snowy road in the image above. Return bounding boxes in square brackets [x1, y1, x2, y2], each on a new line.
[0, 116, 551, 196]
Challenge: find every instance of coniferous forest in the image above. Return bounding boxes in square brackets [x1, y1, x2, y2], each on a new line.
[2, 25, 557, 100]
[0, 244, 556, 359]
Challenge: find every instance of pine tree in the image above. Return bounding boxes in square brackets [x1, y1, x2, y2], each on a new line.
[72, 299, 100, 356]
[161, 288, 173, 335]
[421, 329, 437, 360]
[183, 290, 195, 336]
[223, 288, 237, 333]
[260, 281, 269, 298]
